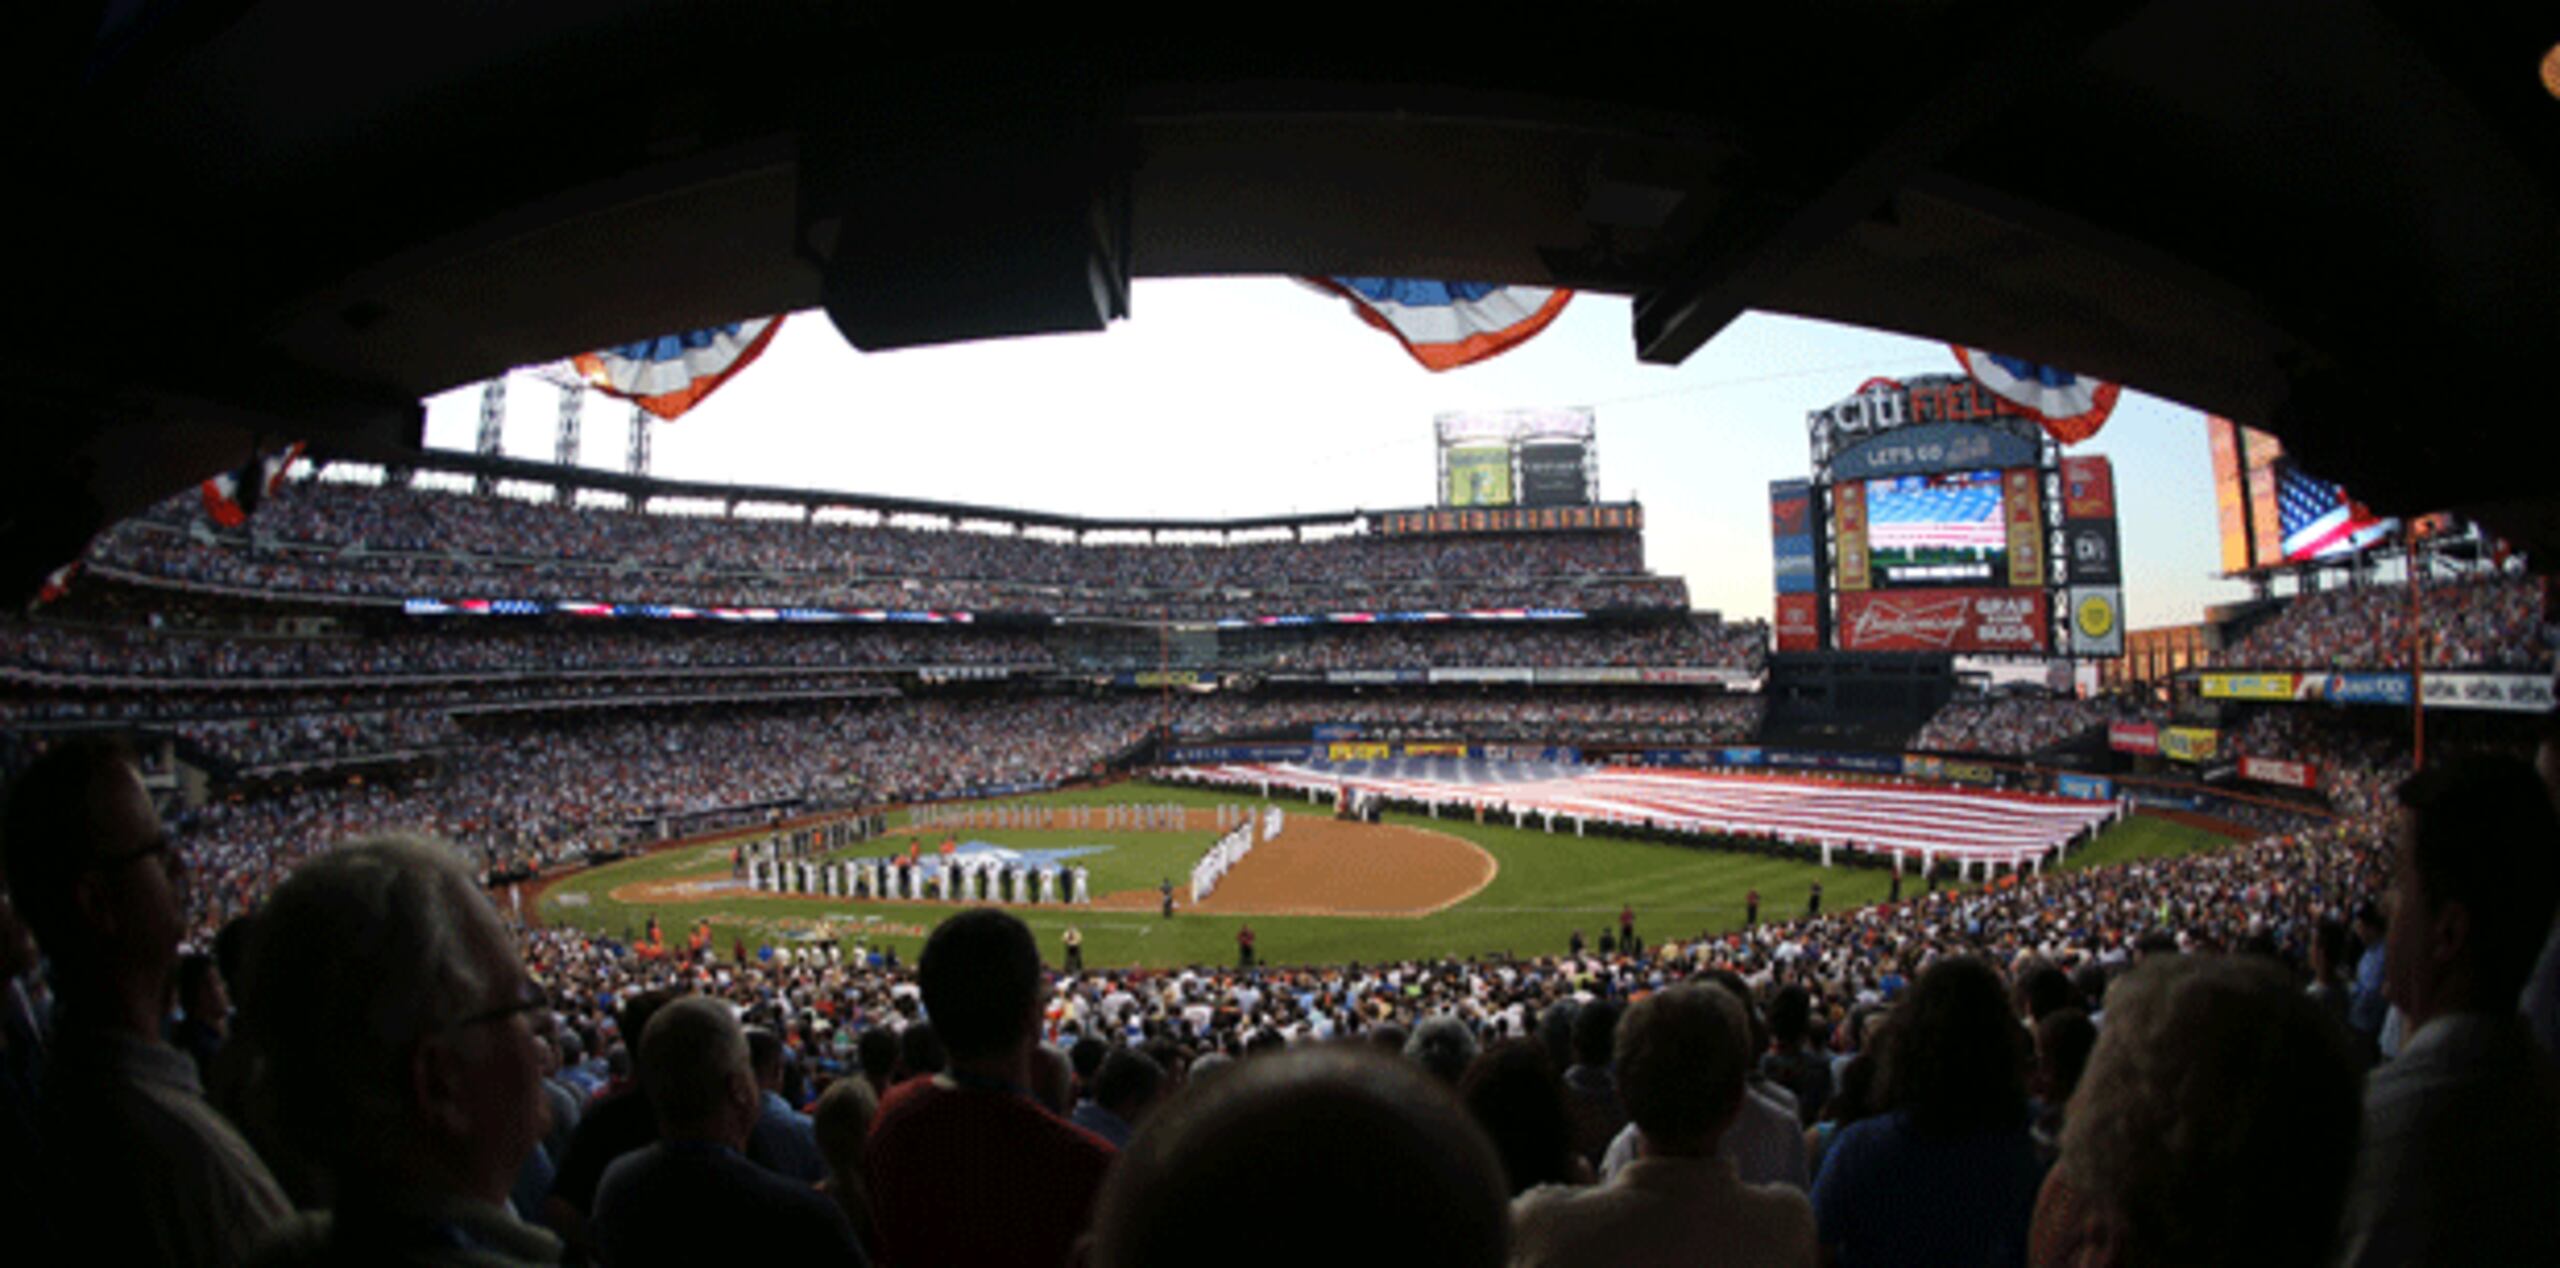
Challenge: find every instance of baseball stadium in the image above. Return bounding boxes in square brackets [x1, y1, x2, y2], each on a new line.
[5, 12, 2559, 1268]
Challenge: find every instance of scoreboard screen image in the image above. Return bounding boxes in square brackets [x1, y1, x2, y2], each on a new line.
[1862, 468, 2009, 587]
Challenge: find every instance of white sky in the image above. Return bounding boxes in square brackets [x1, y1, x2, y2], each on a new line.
[421, 278, 2249, 629]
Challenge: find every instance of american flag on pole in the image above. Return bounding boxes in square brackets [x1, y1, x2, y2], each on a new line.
[2277, 462, 2396, 562]
[1866, 478, 2005, 549]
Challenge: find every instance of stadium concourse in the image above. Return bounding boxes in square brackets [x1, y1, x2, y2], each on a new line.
[1170, 759, 2119, 874]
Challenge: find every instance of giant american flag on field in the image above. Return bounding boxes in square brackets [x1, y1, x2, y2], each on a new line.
[1865, 473, 2005, 550]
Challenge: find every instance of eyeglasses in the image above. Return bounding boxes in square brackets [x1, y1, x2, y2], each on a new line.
[448, 981, 551, 1033]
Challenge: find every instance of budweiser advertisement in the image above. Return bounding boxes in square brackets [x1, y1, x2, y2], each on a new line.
[1835, 589, 2048, 653]
[1776, 593, 1821, 652]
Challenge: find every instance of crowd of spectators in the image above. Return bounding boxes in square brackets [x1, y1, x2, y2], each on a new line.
[8, 713, 2557, 1266]
[2222, 574, 2552, 672]
[90, 479, 1691, 618]
[0, 622, 1053, 683]
[1276, 617, 1766, 673]
[1910, 694, 2160, 757]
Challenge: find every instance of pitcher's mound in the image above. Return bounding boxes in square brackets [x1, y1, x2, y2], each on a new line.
[1095, 819, 1496, 918]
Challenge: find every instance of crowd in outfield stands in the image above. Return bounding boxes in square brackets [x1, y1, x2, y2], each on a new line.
[8, 727, 2553, 1266]
[88, 480, 1692, 616]
[2223, 574, 2551, 672]
[1910, 696, 2161, 757]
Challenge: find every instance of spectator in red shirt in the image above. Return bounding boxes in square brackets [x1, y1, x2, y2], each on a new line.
[864, 909, 1114, 1266]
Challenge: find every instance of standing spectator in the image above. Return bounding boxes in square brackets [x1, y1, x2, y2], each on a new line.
[2337, 757, 2560, 1267]
[238, 835, 557, 1266]
[2028, 955, 2360, 1268]
[1511, 983, 1816, 1268]
[1237, 922, 1256, 969]
[866, 909, 1114, 1267]
[810, 1076, 879, 1256]
[1087, 1046, 1510, 1268]
[4, 737, 290, 1267]
[1561, 999, 1627, 1169]
[1070, 1047, 1166, 1149]
[591, 997, 864, 1267]
[1460, 1039, 1592, 1196]
[1812, 956, 2040, 1268]
[743, 1026, 825, 1184]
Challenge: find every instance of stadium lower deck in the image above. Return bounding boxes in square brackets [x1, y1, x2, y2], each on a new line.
[1174, 758, 2119, 870]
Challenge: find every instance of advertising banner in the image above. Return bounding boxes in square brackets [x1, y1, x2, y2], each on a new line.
[1834, 482, 1871, 591]
[1430, 667, 1534, 684]
[1836, 589, 2048, 653]
[2198, 672, 2307, 702]
[1401, 742, 1472, 758]
[2239, 755, 2320, 789]
[1444, 445, 1512, 507]
[1328, 742, 1392, 762]
[1773, 538, 1818, 594]
[1770, 480, 1812, 536]
[1166, 744, 1317, 764]
[1519, 441, 1590, 507]
[2063, 519, 2122, 585]
[2068, 587, 2124, 657]
[1943, 760, 1997, 784]
[2003, 469, 2045, 589]
[1719, 747, 1766, 767]
[2109, 722, 2160, 755]
[2208, 417, 2250, 575]
[2159, 727, 2220, 764]
[1905, 754, 1944, 780]
[1311, 725, 1364, 740]
[2421, 672, 2557, 714]
[1776, 593, 1822, 652]
[2245, 427, 2285, 570]
[1327, 669, 1427, 685]
[1534, 667, 1644, 685]
[2061, 455, 2116, 519]
[1830, 421, 2042, 481]
[2315, 672, 2411, 706]
[2055, 773, 2114, 800]
[1768, 749, 1903, 774]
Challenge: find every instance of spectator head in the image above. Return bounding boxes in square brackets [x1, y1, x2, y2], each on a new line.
[2014, 959, 2076, 1023]
[2044, 955, 2359, 1268]
[1404, 1014, 1481, 1086]
[176, 951, 227, 1024]
[616, 987, 680, 1076]
[1878, 955, 2028, 1137]
[897, 1020, 945, 1078]
[811, 1074, 878, 1180]
[1570, 998, 1620, 1070]
[857, 1024, 899, 1088]
[2031, 1008, 2097, 1109]
[2388, 754, 2560, 1025]
[917, 908, 1042, 1065]
[1030, 1043, 1075, 1115]
[1092, 1047, 1168, 1127]
[1071, 1035, 1110, 1090]
[640, 996, 759, 1146]
[1535, 1000, 1579, 1071]
[1768, 983, 1814, 1049]
[2, 737, 181, 1003]
[240, 834, 549, 1204]
[745, 1025, 786, 1092]
[1457, 1039, 1579, 1195]
[1615, 983, 1751, 1157]
[1089, 1045, 1508, 1268]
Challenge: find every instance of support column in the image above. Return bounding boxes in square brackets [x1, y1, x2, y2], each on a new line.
[475, 379, 506, 494]
[627, 402, 652, 477]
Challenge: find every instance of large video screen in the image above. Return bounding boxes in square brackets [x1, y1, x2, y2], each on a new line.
[1863, 468, 2008, 588]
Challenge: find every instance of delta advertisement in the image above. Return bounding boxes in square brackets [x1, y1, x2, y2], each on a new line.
[1836, 589, 2048, 653]
[2239, 755, 2320, 789]
[2108, 722, 2160, 755]
[1776, 593, 1822, 652]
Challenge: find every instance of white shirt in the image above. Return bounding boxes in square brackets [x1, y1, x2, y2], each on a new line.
[1600, 1082, 1811, 1192]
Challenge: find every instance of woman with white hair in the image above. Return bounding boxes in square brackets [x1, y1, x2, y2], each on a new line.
[2027, 954, 2360, 1268]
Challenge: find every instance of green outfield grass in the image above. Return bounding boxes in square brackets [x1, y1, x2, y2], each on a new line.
[536, 782, 2233, 970]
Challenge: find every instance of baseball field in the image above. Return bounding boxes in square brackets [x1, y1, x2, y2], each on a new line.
[533, 778, 2229, 969]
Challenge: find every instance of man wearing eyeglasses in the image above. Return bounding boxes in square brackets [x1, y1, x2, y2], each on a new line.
[240, 834, 559, 1266]
[2, 736, 292, 1266]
